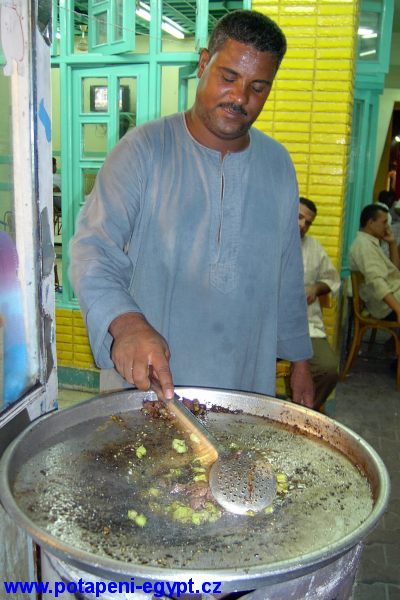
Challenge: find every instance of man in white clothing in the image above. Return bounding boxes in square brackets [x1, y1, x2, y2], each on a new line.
[299, 197, 341, 410]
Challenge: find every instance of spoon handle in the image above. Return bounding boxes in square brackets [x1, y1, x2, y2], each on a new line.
[149, 375, 221, 465]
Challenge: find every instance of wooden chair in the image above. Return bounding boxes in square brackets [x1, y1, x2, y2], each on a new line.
[341, 271, 400, 388]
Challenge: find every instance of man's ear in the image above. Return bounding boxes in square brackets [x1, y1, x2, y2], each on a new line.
[197, 48, 210, 77]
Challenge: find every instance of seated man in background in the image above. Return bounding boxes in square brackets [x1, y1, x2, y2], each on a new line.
[299, 197, 341, 410]
[349, 204, 400, 323]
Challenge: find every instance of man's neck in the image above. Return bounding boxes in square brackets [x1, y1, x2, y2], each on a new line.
[184, 110, 250, 157]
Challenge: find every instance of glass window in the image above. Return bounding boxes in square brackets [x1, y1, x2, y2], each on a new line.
[118, 77, 137, 138]
[357, 11, 380, 61]
[82, 123, 108, 159]
[161, 0, 195, 52]
[114, 0, 124, 43]
[82, 169, 99, 198]
[94, 11, 108, 46]
[82, 77, 109, 112]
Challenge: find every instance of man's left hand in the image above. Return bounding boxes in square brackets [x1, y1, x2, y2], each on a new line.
[290, 360, 315, 408]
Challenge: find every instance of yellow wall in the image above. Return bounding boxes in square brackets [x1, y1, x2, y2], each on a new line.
[56, 0, 359, 375]
[254, 0, 358, 345]
[56, 309, 96, 370]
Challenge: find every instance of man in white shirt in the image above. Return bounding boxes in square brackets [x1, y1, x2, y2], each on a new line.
[299, 197, 341, 410]
[349, 203, 400, 322]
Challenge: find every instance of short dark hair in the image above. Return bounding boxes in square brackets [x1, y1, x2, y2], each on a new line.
[360, 203, 388, 228]
[208, 10, 287, 66]
[299, 196, 317, 216]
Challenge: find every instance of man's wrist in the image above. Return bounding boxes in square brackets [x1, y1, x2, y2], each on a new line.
[109, 312, 145, 339]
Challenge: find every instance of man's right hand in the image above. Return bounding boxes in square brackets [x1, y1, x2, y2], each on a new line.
[109, 312, 174, 399]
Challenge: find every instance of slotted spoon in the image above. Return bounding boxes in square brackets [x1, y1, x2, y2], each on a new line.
[150, 382, 277, 515]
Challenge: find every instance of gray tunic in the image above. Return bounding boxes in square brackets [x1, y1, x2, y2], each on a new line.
[69, 113, 312, 395]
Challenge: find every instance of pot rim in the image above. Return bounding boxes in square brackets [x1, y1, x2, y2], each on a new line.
[0, 387, 391, 591]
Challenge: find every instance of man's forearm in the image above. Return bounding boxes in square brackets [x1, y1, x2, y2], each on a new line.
[383, 293, 400, 320]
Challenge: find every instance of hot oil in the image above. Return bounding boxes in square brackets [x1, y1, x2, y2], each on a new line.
[13, 409, 373, 569]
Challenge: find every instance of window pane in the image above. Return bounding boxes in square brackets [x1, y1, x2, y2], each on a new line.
[113, 0, 124, 42]
[161, 0, 195, 52]
[357, 11, 380, 61]
[0, 70, 40, 411]
[161, 66, 179, 116]
[74, 8, 89, 55]
[95, 11, 108, 45]
[82, 77, 109, 113]
[82, 169, 99, 200]
[82, 123, 108, 159]
[134, 4, 150, 53]
[118, 77, 137, 138]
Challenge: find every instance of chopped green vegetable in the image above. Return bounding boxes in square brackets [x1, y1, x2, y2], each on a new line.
[172, 438, 188, 454]
[190, 433, 200, 444]
[147, 487, 160, 497]
[166, 500, 221, 525]
[134, 514, 147, 527]
[192, 466, 206, 473]
[127, 509, 147, 527]
[193, 474, 207, 482]
[135, 445, 147, 458]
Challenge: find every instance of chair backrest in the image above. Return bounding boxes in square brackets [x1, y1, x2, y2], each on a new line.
[350, 271, 366, 319]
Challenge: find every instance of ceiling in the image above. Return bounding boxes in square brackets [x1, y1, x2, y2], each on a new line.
[72, 1, 400, 42]
[73, 1, 243, 37]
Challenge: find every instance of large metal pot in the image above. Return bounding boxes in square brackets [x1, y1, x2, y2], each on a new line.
[0, 388, 390, 597]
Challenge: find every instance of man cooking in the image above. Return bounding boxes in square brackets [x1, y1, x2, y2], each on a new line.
[69, 10, 314, 407]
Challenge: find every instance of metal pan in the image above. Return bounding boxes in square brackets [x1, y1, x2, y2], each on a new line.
[0, 388, 390, 592]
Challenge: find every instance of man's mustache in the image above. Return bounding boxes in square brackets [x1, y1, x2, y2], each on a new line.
[219, 102, 247, 116]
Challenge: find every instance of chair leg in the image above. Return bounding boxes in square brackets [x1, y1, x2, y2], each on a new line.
[341, 322, 363, 379]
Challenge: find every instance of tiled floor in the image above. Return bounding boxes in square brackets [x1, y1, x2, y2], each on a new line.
[56, 334, 399, 598]
[330, 335, 400, 600]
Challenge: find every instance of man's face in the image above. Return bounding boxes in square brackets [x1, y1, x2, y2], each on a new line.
[298, 203, 316, 238]
[368, 211, 389, 240]
[193, 39, 279, 146]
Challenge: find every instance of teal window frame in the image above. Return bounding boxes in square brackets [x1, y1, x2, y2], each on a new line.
[341, 0, 394, 277]
[53, 0, 249, 308]
[88, 0, 136, 55]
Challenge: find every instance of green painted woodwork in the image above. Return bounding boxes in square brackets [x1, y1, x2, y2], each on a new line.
[52, 0, 244, 308]
[89, 0, 136, 55]
[341, 0, 394, 277]
[57, 366, 100, 391]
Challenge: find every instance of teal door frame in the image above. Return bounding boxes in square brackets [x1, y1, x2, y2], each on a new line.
[53, 0, 250, 307]
[61, 64, 149, 303]
[341, 0, 394, 277]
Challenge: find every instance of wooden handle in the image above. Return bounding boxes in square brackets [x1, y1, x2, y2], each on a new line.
[149, 375, 219, 466]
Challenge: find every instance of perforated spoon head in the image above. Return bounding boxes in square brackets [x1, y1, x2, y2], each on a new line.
[209, 450, 277, 515]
